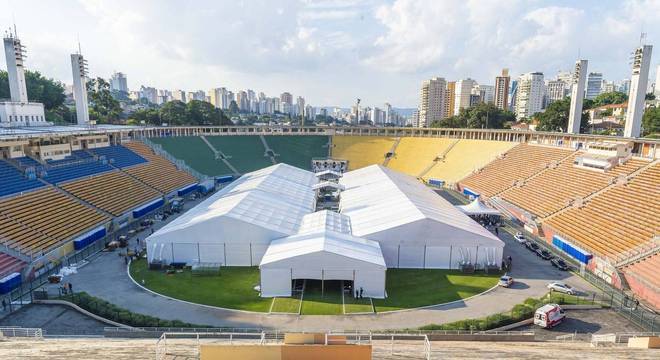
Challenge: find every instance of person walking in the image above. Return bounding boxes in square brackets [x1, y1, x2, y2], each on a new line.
[2, 298, 6, 311]
[359, 287, 363, 299]
[68, 282, 73, 294]
[495, 227, 499, 236]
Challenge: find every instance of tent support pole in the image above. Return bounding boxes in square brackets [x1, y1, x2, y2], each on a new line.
[322, 270, 324, 297]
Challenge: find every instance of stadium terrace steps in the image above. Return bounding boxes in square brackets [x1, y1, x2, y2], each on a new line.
[459, 144, 574, 198]
[42, 160, 114, 185]
[422, 139, 518, 185]
[544, 163, 660, 259]
[0, 188, 110, 254]
[381, 137, 401, 167]
[622, 252, 660, 309]
[205, 136, 274, 173]
[385, 137, 455, 177]
[264, 135, 329, 170]
[0, 252, 25, 278]
[88, 145, 147, 168]
[0, 160, 46, 198]
[259, 135, 278, 165]
[500, 156, 650, 218]
[122, 142, 198, 194]
[61, 170, 162, 217]
[150, 136, 234, 176]
[331, 136, 398, 170]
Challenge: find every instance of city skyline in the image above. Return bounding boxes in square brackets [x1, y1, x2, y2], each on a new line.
[0, 0, 659, 108]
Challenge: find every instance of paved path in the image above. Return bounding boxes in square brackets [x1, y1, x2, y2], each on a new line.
[58, 201, 599, 331]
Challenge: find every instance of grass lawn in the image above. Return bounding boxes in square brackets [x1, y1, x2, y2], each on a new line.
[344, 295, 374, 314]
[373, 269, 500, 312]
[300, 280, 343, 315]
[271, 295, 302, 314]
[129, 259, 272, 312]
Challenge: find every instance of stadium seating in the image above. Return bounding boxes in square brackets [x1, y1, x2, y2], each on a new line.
[459, 144, 573, 197]
[0, 187, 109, 253]
[44, 150, 93, 167]
[149, 136, 233, 176]
[265, 135, 329, 170]
[501, 156, 649, 218]
[386, 137, 456, 177]
[0, 252, 25, 278]
[15, 156, 41, 168]
[331, 136, 397, 170]
[88, 145, 147, 168]
[0, 160, 46, 198]
[42, 160, 114, 184]
[61, 170, 162, 216]
[205, 136, 273, 173]
[422, 139, 518, 185]
[122, 142, 198, 194]
[544, 163, 660, 258]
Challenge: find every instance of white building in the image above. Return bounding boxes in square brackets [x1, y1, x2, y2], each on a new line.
[0, 31, 48, 127]
[514, 72, 544, 120]
[418, 77, 446, 128]
[110, 72, 128, 93]
[453, 78, 477, 115]
[586, 72, 603, 100]
[625, 45, 653, 138]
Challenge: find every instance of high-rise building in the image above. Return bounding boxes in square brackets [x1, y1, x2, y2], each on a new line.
[618, 79, 631, 94]
[280, 92, 293, 106]
[546, 79, 567, 103]
[171, 89, 186, 102]
[602, 81, 615, 93]
[71, 53, 90, 125]
[296, 96, 305, 121]
[208, 88, 222, 108]
[237, 91, 249, 111]
[475, 84, 495, 104]
[418, 77, 446, 127]
[110, 72, 128, 93]
[567, 60, 588, 134]
[625, 45, 653, 138]
[445, 81, 456, 117]
[654, 64, 660, 97]
[586, 72, 603, 99]
[508, 80, 518, 111]
[514, 72, 544, 120]
[494, 69, 510, 111]
[141, 86, 159, 104]
[453, 78, 476, 115]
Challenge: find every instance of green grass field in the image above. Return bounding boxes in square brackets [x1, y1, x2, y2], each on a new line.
[373, 269, 500, 312]
[300, 280, 343, 315]
[131, 260, 499, 314]
[129, 259, 271, 312]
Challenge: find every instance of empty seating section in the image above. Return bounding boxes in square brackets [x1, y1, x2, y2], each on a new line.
[0, 188, 109, 253]
[545, 163, 660, 258]
[332, 136, 397, 170]
[501, 156, 649, 218]
[265, 135, 329, 170]
[122, 142, 197, 194]
[205, 136, 272, 173]
[460, 144, 572, 197]
[42, 160, 114, 184]
[423, 140, 517, 185]
[386, 138, 455, 177]
[0, 252, 25, 277]
[45, 150, 92, 167]
[0, 160, 45, 198]
[62, 171, 161, 216]
[15, 156, 41, 168]
[89, 145, 147, 168]
[149, 136, 232, 176]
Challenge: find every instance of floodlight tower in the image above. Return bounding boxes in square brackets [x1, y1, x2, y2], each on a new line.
[624, 44, 652, 138]
[71, 47, 91, 125]
[3, 27, 29, 103]
[567, 59, 588, 134]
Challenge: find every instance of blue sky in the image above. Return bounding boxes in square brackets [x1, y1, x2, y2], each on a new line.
[1, 0, 659, 107]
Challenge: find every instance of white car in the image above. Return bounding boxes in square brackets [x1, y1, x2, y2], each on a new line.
[499, 275, 514, 287]
[547, 282, 575, 295]
[514, 232, 527, 243]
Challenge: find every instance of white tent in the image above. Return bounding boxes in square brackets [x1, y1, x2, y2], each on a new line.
[145, 164, 317, 266]
[456, 199, 501, 216]
[340, 165, 504, 269]
[260, 211, 386, 298]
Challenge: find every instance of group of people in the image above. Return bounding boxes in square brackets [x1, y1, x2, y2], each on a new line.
[354, 286, 365, 299]
[60, 282, 73, 295]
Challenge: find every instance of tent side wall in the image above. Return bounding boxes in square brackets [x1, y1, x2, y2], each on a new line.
[355, 270, 386, 299]
[260, 268, 292, 297]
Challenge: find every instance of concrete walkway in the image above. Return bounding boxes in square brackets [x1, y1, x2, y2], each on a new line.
[58, 205, 598, 331]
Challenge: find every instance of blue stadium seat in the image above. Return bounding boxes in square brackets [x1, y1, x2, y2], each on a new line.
[0, 160, 45, 197]
[42, 161, 114, 184]
[89, 145, 147, 168]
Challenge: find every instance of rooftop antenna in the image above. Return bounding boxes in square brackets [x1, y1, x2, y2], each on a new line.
[639, 32, 647, 46]
[77, 34, 82, 54]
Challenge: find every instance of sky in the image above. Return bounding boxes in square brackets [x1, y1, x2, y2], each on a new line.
[1, 0, 659, 108]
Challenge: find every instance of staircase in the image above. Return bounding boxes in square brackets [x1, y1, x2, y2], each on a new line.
[417, 139, 460, 178]
[198, 136, 240, 175]
[259, 135, 278, 165]
[382, 137, 401, 167]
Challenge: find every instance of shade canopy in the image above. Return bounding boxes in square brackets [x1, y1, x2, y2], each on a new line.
[456, 199, 501, 216]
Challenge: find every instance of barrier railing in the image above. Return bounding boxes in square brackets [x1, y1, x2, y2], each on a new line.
[0, 327, 43, 338]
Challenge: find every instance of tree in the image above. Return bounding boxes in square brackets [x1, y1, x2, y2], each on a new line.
[1, 70, 69, 123]
[159, 100, 187, 125]
[590, 91, 628, 108]
[130, 108, 160, 125]
[87, 77, 122, 123]
[642, 106, 660, 137]
[534, 97, 589, 132]
[646, 93, 656, 100]
[185, 100, 231, 125]
[429, 102, 515, 129]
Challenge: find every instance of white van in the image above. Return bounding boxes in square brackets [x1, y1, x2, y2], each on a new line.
[534, 304, 565, 328]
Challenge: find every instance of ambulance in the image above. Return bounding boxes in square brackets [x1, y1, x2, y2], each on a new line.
[534, 304, 565, 328]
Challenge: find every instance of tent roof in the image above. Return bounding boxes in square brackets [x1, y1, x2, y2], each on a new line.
[297, 210, 351, 235]
[456, 199, 501, 216]
[339, 165, 502, 244]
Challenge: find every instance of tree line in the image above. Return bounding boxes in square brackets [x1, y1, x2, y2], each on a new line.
[129, 100, 232, 126]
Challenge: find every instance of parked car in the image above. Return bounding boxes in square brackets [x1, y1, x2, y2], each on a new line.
[526, 241, 539, 252]
[547, 281, 575, 295]
[536, 248, 553, 260]
[498, 275, 514, 287]
[551, 258, 569, 271]
[514, 232, 527, 243]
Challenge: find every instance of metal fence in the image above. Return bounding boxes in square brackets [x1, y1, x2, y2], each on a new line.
[0, 327, 43, 338]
